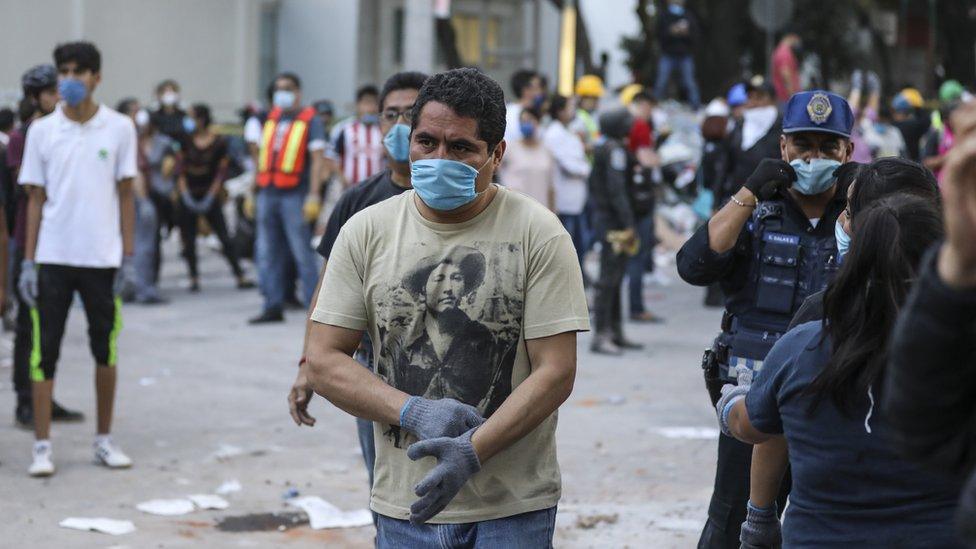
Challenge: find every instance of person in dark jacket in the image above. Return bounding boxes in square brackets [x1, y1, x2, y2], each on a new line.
[589, 108, 642, 355]
[720, 193, 963, 548]
[884, 101, 976, 544]
[653, 0, 701, 108]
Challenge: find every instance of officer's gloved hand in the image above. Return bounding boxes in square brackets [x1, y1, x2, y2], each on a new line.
[740, 501, 782, 549]
[407, 427, 482, 524]
[400, 396, 485, 441]
[744, 159, 796, 201]
[716, 383, 749, 437]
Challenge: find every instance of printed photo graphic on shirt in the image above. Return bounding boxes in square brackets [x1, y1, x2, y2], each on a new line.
[374, 243, 524, 449]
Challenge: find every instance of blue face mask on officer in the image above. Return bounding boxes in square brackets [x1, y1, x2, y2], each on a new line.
[788, 156, 841, 195]
[410, 152, 494, 212]
[383, 123, 411, 163]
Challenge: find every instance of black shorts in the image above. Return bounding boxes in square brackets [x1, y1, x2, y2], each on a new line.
[30, 264, 121, 381]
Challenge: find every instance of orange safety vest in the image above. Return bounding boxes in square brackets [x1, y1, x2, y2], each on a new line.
[256, 106, 316, 189]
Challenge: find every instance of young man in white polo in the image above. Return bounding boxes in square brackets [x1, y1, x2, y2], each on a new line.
[18, 41, 137, 477]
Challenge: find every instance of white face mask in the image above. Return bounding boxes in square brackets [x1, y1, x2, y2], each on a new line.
[135, 108, 150, 129]
[161, 90, 179, 107]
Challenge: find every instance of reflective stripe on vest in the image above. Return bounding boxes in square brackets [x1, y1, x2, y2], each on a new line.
[256, 106, 316, 189]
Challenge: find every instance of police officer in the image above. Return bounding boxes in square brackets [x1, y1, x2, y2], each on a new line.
[677, 90, 854, 548]
[589, 108, 643, 355]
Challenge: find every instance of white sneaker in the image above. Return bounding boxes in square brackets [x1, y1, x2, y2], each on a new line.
[29, 441, 55, 477]
[94, 439, 132, 469]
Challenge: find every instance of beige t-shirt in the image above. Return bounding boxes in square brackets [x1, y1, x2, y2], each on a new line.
[312, 185, 590, 523]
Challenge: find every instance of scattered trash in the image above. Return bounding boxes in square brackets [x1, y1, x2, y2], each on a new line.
[286, 496, 373, 529]
[320, 462, 349, 474]
[138, 377, 157, 386]
[216, 512, 307, 532]
[59, 517, 136, 536]
[216, 479, 242, 495]
[136, 499, 195, 516]
[187, 494, 229, 510]
[577, 395, 627, 407]
[575, 513, 619, 529]
[211, 444, 245, 461]
[606, 394, 626, 405]
[655, 427, 720, 440]
[282, 488, 300, 500]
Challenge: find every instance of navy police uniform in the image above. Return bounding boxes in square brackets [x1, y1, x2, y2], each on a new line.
[677, 91, 854, 549]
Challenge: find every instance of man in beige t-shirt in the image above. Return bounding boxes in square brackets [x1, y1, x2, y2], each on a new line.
[307, 68, 589, 545]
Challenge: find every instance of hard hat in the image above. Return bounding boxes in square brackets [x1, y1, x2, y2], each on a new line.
[899, 87, 923, 108]
[940, 80, 964, 103]
[726, 83, 748, 107]
[575, 75, 605, 98]
[619, 83, 643, 106]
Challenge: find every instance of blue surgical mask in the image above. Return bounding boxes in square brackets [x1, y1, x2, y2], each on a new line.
[182, 116, 196, 134]
[519, 122, 536, 140]
[668, 3, 685, 15]
[58, 78, 87, 107]
[835, 220, 851, 260]
[362, 113, 379, 125]
[272, 90, 296, 109]
[383, 123, 411, 162]
[410, 155, 493, 211]
[789, 158, 841, 195]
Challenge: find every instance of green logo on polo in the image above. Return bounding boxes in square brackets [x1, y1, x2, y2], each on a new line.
[98, 148, 109, 160]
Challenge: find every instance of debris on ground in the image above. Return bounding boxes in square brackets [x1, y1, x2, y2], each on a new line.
[215, 479, 242, 495]
[216, 512, 307, 532]
[654, 427, 719, 440]
[59, 517, 136, 535]
[286, 496, 373, 529]
[187, 494, 229, 510]
[136, 499, 195, 516]
[575, 513, 619, 530]
[282, 487, 300, 500]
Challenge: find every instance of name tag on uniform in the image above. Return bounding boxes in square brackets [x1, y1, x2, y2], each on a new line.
[762, 232, 800, 246]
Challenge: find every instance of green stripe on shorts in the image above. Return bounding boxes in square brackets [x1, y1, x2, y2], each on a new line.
[108, 297, 123, 366]
[29, 307, 43, 382]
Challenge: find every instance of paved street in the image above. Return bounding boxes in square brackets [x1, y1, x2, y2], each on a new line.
[0, 239, 722, 548]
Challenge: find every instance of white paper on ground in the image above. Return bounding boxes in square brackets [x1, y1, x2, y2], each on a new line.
[187, 494, 229, 510]
[215, 479, 242, 495]
[136, 498, 195, 516]
[654, 427, 720, 440]
[286, 496, 372, 529]
[59, 517, 136, 535]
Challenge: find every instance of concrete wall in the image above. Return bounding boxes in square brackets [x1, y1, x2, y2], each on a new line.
[0, 0, 262, 122]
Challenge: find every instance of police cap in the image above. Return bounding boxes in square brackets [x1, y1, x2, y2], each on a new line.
[782, 90, 854, 139]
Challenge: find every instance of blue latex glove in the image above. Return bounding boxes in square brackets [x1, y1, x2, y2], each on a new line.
[740, 501, 782, 549]
[716, 383, 749, 437]
[113, 256, 136, 297]
[406, 427, 481, 524]
[400, 396, 485, 441]
[18, 259, 38, 308]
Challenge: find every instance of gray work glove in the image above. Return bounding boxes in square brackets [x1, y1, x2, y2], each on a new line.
[850, 69, 864, 93]
[716, 383, 750, 437]
[18, 259, 38, 309]
[407, 427, 481, 524]
[740, 501, 782, 549]
[865, 71, 881, 95]
[113, 256, 136, 297]
[181, 190, 214, 215]
[399, 396, 485, 441]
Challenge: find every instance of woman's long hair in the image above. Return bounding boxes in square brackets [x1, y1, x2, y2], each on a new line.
[807, 193, 943, 416]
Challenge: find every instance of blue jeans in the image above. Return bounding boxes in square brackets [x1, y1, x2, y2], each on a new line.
[654, 54, 701, 109]
[133, 197, 162, 301]
[255, 189, 320, 311]
[627, 213, 656, 315]
[376, 507, 557, 549]
[557, 213, 588, 268]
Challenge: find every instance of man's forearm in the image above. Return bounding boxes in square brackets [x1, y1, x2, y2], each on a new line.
[24, 187, 44, 261]
[119, 179, 136, 256]
[306, 323, 409, 424]
[471, 336, 576, 463]
[706, 188, 755, 253]
[750, 437, 788, 507]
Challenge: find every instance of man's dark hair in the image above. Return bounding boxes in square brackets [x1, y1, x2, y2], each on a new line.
[379, 71, 428, 110]
[510, 69, 538, 98]
[632, 91, 656, 105]
[275, 72, 302, 90]
[53, 41, 101, 73]
[191, 103, 212, 128]
[356, 84, 379, 103]
[411, 68, 507, 151]
[156, 79, 180, 94]
[17, 98, 36, 124]
[548, 94, 569, 119]
[115, 98, 138, 116]
[0, 108, 14, 132]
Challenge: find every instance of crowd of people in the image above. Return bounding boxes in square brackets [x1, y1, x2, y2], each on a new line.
[4, 34, 976, 548]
